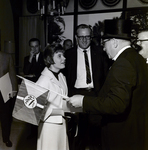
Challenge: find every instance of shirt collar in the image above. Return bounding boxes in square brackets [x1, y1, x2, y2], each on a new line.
[78, 46, 90, 52]
[113, 46, 131, 61]
[36, 52, 40, 61]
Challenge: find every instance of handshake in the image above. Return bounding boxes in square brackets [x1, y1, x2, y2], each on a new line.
[66, 95, 84, 108]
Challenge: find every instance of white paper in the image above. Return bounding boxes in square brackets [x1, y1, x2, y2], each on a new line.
[0, 73, 12, 103]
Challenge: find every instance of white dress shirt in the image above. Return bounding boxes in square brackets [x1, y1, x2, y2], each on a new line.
[74, 46, 94, 88]
[36, 53, 40, 62]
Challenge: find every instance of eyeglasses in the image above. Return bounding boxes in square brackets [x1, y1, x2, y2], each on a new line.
[77, 35, 91, 41]
[30, 45, 39, 49]
[136, 39, 148, 45]
[102, 39, 111, 46]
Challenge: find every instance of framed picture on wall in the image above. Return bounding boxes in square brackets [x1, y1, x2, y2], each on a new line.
[46, 15, 74, 45]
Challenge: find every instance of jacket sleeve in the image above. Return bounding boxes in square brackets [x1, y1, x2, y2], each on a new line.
[83, 58, 137, 115]
[9, 54, 18, 91]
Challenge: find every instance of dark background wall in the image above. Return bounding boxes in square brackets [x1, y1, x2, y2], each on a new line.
[0, 0, 15, 51]
[0, 0, 148, 74]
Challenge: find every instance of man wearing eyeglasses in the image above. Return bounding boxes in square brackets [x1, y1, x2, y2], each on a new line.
[23, 38, 45, 82]
[64, 24, 109, 150]
[136, 30, 148, 150]
[136, 30, 148, 62]
[67, 19, 148, 150]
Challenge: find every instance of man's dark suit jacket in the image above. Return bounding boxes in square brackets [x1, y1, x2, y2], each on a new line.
[23, 52, 45, 82]
[0, 51, 17, 91]
[64, 43, 110, 97]
[0, 51, 18, 142]
[63, 43, 110, 150]
[83, 47, 148, 150]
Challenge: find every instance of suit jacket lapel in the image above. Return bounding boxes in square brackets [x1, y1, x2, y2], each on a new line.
[71, 47, 77, 82]
[90, 46, 98, 85]
[44, 69, 65, 91]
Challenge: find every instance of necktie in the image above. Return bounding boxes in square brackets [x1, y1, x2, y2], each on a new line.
[83, 50, 91, 84]
[32, 55, 36, 65]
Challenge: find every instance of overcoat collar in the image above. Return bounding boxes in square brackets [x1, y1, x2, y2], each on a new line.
[41, 67, 66, 89]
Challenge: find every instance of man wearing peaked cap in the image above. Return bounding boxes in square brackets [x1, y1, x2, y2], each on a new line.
[67, 19, 148, 150]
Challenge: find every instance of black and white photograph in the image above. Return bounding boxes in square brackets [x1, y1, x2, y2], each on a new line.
[0, 0, 148, 150]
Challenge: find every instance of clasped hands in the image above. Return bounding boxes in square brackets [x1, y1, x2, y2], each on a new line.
[66, 95, 84, 108]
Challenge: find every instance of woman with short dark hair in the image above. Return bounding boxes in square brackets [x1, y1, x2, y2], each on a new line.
[36, 43, 69, 150]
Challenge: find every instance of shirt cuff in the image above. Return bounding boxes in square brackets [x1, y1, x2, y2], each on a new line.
[81, 95, 84, 108]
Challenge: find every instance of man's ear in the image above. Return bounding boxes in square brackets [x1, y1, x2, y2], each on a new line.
[75, 35, 78, 45]
[75, 35, 77, 41]
[112, 38, 118, 48]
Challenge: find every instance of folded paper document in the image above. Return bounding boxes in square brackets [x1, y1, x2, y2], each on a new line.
[0, 73, 12, 103]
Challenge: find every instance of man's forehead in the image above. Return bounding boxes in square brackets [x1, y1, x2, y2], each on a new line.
[78, 28, 91, 34]
[138, 31, 148, 37]
[30, 41, 39, 45]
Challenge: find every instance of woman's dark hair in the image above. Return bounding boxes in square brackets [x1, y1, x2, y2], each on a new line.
[43, 43, 64, 68]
